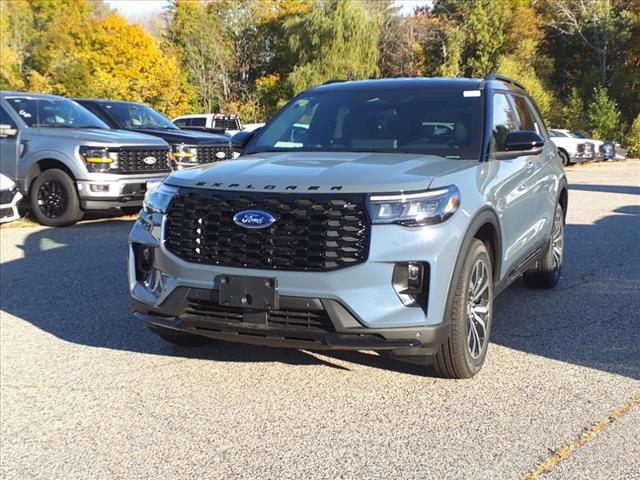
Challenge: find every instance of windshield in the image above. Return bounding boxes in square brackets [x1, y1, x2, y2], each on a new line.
[5, 97, 108, 129]
[101, 102, 177, 130]
[570, 131, 589, 139]
[247, 89, 484, 159]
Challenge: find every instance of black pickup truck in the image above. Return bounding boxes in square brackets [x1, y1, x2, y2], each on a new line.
[75, 99, 234, 169]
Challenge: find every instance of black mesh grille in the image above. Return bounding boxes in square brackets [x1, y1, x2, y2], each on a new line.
[213, 118, 241, 130]
[165, 189, 371, 272]
[185, 296, 335, 332]
[116, 149, 171, 173]
[195, 145, 234, 163]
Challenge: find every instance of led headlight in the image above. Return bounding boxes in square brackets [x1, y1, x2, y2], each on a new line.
[79, 146, 118, 172]
[367, 185, 460, 226]
[143, 183, 178, 214]
[171, 144, 198, 165]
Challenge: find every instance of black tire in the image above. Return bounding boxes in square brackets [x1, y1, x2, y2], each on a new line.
[523, 203, 564, 289]
[30, 169, 83, 227]
[120, 206, 141, 216]
[432, 239, 494, 379]
[558, 150, 570, 167]
[149, 326, 214, 347]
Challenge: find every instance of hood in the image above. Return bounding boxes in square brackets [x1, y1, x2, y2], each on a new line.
[164, 151, 475, 194]
[33, 127, 168, 147]
[128, 128, 229, 145]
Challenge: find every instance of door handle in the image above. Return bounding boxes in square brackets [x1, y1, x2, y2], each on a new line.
[526, 161, 535, 171]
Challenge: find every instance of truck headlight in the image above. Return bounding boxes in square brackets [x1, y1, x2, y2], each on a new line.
[143, 183, 178, 214]
[79, 146, 118, 172]
[171, 144, 198, 165]
[367, 185, 460, 226]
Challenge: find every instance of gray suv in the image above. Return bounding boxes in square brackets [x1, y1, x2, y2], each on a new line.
[0, 92, 171, 226]
[128, 75, 568, 378]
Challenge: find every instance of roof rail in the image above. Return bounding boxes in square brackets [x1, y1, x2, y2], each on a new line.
[484, 74, 525, 91]
[322, 79, 345, 85]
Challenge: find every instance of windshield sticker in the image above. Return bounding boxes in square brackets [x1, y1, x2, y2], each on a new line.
[463, 90, 481, 97]
[18, 109, 32, 118]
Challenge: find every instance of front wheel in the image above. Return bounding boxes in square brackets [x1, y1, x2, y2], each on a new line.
[30, 169, 83, 227]
[432, 239, 494, 379]
[523, 203, 564, 289]
[559, 150, 570, 167]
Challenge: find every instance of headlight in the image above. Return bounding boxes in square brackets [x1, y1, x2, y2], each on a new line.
[79, 146, 118, 172]
[367, 185, 460, 226]
[143, 183, 178, 214]
[171, 144, 198, 165]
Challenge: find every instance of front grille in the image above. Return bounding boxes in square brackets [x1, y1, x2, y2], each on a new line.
[165, 189, 371, 272]
[195, 145, 234, 163]
[117, 148, 171, 173]
[0, 189, 16, 204]
[185, 295, 335, 332]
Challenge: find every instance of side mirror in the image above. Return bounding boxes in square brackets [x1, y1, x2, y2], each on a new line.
[0, 124, 18, 138]
[230, 127, 262, 153]
[503, 130, 544, 152]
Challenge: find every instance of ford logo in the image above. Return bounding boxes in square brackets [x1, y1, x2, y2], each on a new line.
[215, 151, 226, 159]
[233, 210, 277, 229]
[143, 156, 157, 165]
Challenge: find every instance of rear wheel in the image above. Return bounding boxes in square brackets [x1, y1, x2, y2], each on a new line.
[149, 325, 214, 347]
[30, 169, 83, 227]
[523, 203, 564, 289]
[559, 150, 570, 167]
[432, 239, 494, 379]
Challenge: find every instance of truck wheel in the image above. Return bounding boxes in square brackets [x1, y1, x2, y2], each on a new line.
[432, 239, 494, 379]
[149, 325, 214, 347]
[523, 203, 564, 289]
[30, 169, 83, 227]
[559, 150, 569, 167]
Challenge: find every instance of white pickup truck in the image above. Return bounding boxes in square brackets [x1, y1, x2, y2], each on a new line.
[172, 113, 264, 136]
[548, 129, 596, 166]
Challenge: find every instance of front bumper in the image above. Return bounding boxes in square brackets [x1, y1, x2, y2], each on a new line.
[128, 206, 468, 352]
[0, 189, 23, 223]
[78, 173, 167, 209]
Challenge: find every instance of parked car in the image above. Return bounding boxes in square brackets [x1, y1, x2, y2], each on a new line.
[0, 173, 22, 223]
[568, 130, 605, 161]
[74, 99, 234, 169]
[129, 75, 568, 378]
[0, 92, 171, 227]
[172, 113, 265, 137]
[548, 129, 595, 165]
[172, 113, 241, 134]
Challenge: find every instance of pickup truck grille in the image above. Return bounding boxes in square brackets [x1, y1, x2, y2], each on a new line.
[165, 189, 371, 272]
[195, 145, 234, 163]
[117, 148, 171, 173]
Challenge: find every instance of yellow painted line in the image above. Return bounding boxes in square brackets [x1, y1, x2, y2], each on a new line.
[522, 391, 640, 479]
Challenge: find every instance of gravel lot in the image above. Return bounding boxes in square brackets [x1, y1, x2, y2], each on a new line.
[1, 161, 639, 480]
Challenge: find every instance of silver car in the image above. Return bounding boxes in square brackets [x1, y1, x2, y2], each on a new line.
[129, 75, 568, 378]
[0, 92, 171, 226]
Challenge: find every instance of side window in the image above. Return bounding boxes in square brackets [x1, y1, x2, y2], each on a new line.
[511, 95, 536, 131]
[190, 117, 206, 127]
[174, 118, 189, 127]
[82, 103, 109, 124]
[491, 93, 518, 152]
[0, 106, 17, 128]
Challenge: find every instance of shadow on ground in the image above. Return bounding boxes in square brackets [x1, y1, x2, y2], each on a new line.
[1, 203, 638, 379]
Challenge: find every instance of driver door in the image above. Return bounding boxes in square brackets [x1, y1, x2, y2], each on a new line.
[0, 104, 20, 181]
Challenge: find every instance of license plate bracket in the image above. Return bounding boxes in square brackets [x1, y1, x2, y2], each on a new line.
[217, 275, 278, 311]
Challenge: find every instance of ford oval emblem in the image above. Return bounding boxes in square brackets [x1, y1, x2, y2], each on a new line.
[215, 151, 226, 159]
[233, 210, 277, 229]
[143, 156, 157, 165]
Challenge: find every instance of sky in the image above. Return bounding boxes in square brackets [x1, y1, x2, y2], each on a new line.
[104, 0, 430, 19]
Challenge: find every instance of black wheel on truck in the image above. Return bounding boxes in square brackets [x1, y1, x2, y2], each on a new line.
[148, 325, 215, 347]
[432, 239, 494, 379]
[30, 169, 83, 227]
[558, 150, 570, 167]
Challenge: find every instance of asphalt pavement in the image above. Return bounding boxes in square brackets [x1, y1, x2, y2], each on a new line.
[1, 161, 639, 479]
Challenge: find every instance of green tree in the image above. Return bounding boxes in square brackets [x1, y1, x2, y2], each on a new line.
[560, 87, 586, 131]
[625, 115, 640, 157]
[587, 86, 622, 140]
[285, 0, 381, 94]
[466, 0, 509, 77]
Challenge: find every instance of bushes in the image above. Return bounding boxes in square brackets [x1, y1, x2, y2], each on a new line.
[587, 87, 623, 141]
[626, 115, 640, 158]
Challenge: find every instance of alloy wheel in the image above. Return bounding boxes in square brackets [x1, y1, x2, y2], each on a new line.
[552, 206, 564, 270]
[37, 180, 68, 219]
[466, 258, 490, 359]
